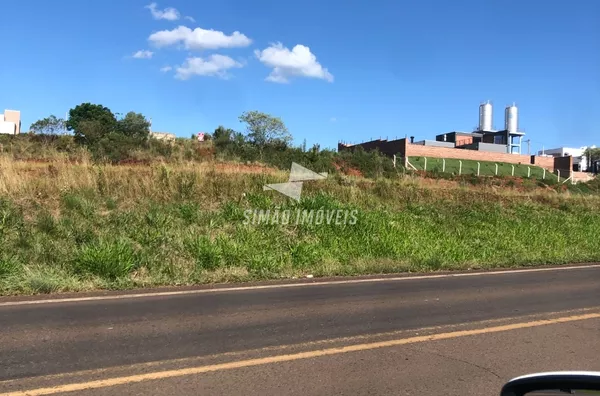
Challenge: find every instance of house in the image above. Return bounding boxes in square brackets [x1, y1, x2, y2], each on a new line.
[0, 109, 21, 135]
[538, 146, 596, 172]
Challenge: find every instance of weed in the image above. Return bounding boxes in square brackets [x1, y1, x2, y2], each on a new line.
[61, 192, 95, 217]
[36, 211, 57, 235]
[105, 197, 118, 210]
[74, 238, 137, 280]
[0, 256, 21, 277]
[185, 235, 222, 271]
[176, 202, 200, 224]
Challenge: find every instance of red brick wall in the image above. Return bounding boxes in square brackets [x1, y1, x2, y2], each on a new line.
[532, 156, 554, 170]
[455, 137, 473, 147]
[340, 139, 567, 172]
[406, 143, 537, 167]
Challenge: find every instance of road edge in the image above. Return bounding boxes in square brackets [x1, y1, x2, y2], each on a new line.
[1, 262, 600, 306]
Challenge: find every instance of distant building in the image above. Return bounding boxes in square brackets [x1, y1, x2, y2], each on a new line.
[0, 109, 21, 135]
[435, 129, 526, 154]
[339, 101, 527, 156]
[150, 131, 176, 141]
[538, 146, 595, 172]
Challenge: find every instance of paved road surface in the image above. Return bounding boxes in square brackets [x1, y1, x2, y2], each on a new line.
[1, 265, 600, 395]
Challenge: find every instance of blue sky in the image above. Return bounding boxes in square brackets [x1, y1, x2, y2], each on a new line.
[1, 0, 598, 152]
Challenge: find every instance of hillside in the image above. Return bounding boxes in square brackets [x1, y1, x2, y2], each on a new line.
[1, 155, 600, 295]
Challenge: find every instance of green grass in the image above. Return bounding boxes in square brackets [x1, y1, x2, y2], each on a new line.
[1, 159, 600, 295]
[409, 156, 559, 182]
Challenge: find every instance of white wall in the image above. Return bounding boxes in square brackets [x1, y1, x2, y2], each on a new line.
[0, 121, 16, 134]
[539, 147, 587, 157]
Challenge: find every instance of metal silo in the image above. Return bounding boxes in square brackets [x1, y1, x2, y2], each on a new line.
[479, 101, 493, 131]
[505, 104, 518, 133]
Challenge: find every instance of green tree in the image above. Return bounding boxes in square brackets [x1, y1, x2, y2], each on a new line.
[76, 120, 114, 148]
[585, 148, 600, 165]
[29, 115, 67, 135]
[212, 125, 241, 150]
[66, 103, 117, 145]
[213, 126, 235, 142]
[92, 132, 142, 163]
[238, 111, 291, 147]
[117, 112, 150, 141]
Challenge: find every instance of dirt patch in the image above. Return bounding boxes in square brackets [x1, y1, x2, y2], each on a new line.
[333, 160, 363, 177]
[196, 146, 215, 158]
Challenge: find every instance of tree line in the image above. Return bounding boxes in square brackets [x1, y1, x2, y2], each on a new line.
[23, 102, 395, 178]
[28, 103, 152, 162]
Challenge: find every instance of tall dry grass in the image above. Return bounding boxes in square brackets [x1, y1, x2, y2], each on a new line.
[0, 155, 287, 209]
[2, 155, 598, 209]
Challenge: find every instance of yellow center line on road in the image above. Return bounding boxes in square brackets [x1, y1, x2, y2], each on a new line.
[2, 307, 596, 388]
[2, 312, 600, 396]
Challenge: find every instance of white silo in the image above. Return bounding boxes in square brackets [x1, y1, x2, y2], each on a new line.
[505, 104, 518, 133]
[479, 101, 493, 132]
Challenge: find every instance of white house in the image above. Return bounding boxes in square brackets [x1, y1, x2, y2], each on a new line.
[538, 146, 596, 172]
[0, 109, 21, 135]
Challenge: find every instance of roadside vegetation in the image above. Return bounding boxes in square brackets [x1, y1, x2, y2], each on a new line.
[0, 102, 599, 295]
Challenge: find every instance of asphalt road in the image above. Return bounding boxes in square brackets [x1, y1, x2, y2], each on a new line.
[1, 265, 600, 395]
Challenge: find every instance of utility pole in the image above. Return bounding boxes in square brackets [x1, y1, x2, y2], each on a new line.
[525, 139, 531, 155]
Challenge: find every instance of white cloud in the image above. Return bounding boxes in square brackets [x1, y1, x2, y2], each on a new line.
[175, 54, 243, 80]
[132, 50, 154, 59]
[145, 2, 180, 21]
[254, 43, 333, 83]
[184, 16, 196, 22]
[160, 65, 173, 72]
[149, 26, 251, 51]
[330, 117, 337, 122]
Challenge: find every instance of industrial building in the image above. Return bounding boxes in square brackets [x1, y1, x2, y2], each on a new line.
[341, 101, 526, 155]
[431, 102, 525, 154]
[0, 109, 21, 135]
[337, 101, 580, 177]
[538, 146, 596, 172]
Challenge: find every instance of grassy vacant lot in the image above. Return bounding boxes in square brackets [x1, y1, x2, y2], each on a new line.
[409, 156, 560, 182]
[1, 156, 600, 295]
